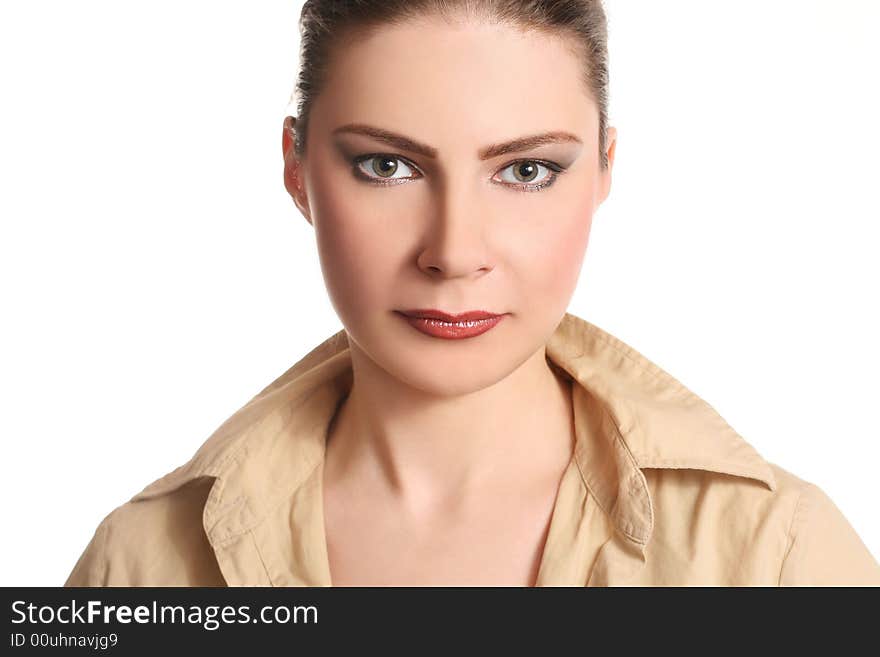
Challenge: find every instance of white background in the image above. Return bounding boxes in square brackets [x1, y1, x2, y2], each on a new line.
[1, 1, 877, 585]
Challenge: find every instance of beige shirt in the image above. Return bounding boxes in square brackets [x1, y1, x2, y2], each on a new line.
[65, 312, 880, 586]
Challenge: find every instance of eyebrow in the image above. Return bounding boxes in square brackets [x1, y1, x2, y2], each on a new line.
[332, 123, 582, 160]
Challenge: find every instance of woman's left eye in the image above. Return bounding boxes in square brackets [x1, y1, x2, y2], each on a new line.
[495, 160, 562, 191]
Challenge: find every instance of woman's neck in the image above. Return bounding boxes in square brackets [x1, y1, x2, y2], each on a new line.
[323, 341, 575, 511]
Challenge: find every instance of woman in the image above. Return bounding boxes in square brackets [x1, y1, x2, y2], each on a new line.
[66, 0, 879, 586]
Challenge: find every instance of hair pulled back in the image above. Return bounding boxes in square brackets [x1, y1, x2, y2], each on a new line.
[292, 0, 610, 169]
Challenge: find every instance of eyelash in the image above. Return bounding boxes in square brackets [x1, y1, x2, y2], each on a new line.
[350, 153, 567, 193]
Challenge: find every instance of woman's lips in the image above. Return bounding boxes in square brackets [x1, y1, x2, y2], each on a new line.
[395, 310, 506, 340]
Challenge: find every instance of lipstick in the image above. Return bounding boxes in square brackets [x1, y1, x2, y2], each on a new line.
[395, 308, 506, 340]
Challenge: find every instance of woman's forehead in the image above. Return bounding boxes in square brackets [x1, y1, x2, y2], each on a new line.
[314, 17, 598, 142]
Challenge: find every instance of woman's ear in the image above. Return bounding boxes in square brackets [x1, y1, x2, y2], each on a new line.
[282, 116, 312, 225]
[598, 125, 617, 204]
[605, 126, 617, 171]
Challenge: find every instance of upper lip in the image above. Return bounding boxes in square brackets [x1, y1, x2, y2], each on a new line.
[398, 308, 504, 322]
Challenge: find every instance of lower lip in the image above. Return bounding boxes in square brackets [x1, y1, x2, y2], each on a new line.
[397, 312, 506, 340]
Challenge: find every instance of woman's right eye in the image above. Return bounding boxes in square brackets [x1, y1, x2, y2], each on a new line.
[352, 154, 421, 186]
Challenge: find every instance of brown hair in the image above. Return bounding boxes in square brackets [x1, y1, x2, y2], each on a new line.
[291, 0, 610, 169]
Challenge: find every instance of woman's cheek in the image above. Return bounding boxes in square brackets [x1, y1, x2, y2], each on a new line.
[311, 192, 368, 307]
[313, 196, 402, 321]
[532, 208, 593, 306]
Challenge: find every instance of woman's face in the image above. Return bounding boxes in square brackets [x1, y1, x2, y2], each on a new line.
[284, 16, 616, 396]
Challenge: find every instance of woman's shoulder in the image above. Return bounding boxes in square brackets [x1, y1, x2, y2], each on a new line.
[767, 464, 880, 586]
[64, 476, 224, 587]
[640, 461, 880, 586]
[550, 313, 879, 585]
[65, 330, 352, 587]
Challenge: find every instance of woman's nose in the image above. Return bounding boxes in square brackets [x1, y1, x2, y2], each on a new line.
[416, 180, 495, 280]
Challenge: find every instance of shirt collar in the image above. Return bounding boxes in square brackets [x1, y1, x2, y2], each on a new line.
[545, 313, 776, 547]
[130, 312, 776, 575]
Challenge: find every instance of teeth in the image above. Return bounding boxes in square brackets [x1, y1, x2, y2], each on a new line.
[424, 318, 491, 327]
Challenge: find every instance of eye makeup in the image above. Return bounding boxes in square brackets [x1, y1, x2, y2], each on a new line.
[348, 152, 571, 193]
